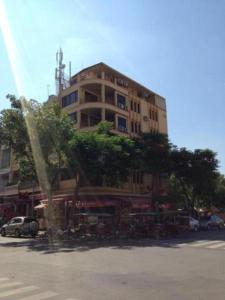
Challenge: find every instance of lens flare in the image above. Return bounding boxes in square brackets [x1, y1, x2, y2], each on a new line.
[0, 0, 50, 195]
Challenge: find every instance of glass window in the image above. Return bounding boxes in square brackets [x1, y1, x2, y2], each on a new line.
[68, 112, 77, 123]
[131, 121, 134, 132]
[24, 218, 37, 223]
[137, 103, 140, 113]
[138, 123, 141, 133]
[134, 102, 137, 112]
[118, 117, 127, 131]
[135, 122, 137, 133]
[130, 100, 133, 111]
[117, 94, 126, 110]
[62, 91, 78, 107]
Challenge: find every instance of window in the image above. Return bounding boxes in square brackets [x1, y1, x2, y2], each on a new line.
[68, 112, 77, 123]
[137, 103, 140, 113]
[134, 102, 137, 112]
[155, 111, 158, 122]
[62, 91, 78, 107]
[118, 117, 127, 132]
[10, 218, 22, 224]
[138, 123, 141, 133]
[131, 121, 134, 132]
[130, 100, 133, 111]
[149, 110, 152, 119]
[134, 122, 137, 133]
[0, 149, 10, 169]
[117, 94, 126, 110]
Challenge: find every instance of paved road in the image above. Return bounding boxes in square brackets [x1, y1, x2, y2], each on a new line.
[1, 230, 225, 300]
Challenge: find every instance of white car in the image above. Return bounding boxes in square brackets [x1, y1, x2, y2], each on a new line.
[189, 217, 199, 232]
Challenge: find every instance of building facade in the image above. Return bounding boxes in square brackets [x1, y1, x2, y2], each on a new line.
[58, 62, 168, 195]
[0, 63, 169, 227]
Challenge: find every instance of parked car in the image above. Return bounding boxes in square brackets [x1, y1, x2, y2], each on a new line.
[189, 217, 200, 232]
[199, 215, 224, 230]
[0, 216, 39, 238]
[176, 216, 199, 232]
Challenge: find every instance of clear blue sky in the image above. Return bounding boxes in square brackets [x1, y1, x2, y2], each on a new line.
[0, 0, 225, 174]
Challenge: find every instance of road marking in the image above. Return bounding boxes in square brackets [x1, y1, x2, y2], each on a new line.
[17, 291, 58, 300]
[191, 240, 222, 247]
[0, 285, 39, 298]
[206, 242, 225, 249]
[0, 281, 22, 289]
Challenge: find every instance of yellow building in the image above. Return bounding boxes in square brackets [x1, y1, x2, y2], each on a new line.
[58, 62, 168, 196]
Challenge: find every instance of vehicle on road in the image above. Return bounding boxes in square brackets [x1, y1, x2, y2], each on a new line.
[189, 217, 200, 232]
[199, 215, 224, 230]
[0, 216, 39, 238]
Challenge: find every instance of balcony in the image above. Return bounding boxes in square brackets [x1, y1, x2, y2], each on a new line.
[80, 108, 102, 128]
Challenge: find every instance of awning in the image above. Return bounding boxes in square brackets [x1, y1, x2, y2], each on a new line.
[75, 200, 116, 208]
[34, 203, 47, 210]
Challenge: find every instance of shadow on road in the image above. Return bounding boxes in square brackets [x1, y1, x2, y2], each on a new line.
[0, 229, 225, 254]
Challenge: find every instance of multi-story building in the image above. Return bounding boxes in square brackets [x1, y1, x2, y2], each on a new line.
[60, 62, 167, 137]
[58, 62, 168, 195]
[0, 62, 168, 227]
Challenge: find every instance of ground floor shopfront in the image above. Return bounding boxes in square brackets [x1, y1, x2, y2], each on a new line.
[34, 193, 154, 229]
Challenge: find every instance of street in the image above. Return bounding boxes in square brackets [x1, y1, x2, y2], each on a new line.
[1, 230, 225, 300]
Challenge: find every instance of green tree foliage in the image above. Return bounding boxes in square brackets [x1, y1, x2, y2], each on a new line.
[213, 174, 225, 208]
[135, 132, 171, 205]
[68, 121, 134, 188]
[67, 122, 135, 226]
[0, 95, 74, 227]
[170, 147, 219, 210]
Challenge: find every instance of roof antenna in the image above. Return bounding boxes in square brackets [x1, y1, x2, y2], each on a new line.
[55, 48, 66, 95]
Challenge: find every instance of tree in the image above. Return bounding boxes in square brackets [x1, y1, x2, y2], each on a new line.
[67, 122, 135, 227]
[135, 132, 171, 207]
[212, 173, 225, 208]
[170, 147, 219, 211]
[25, 101, 74, 228]
[0, 95, 74, 228]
